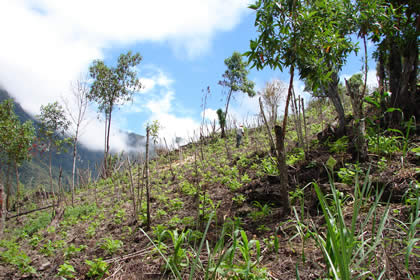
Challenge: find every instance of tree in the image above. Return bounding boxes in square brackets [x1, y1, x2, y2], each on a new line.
[345, 74, 368, 161]
[144, 120, 159, 229]
[37, 102, 70, 198]
[62, 75, 90, 206]
[247, 0, 358, 136]
[259, 79, 287, 128]
[88, 51, 143, 176]
[367, 0, 419, 123]
[216, 109, 226, 138]
[218, 51, 256, 138]
[0, 99, 35, 213]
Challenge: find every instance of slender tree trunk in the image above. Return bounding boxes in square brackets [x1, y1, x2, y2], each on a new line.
[6, 165, 10, 211]
[274, 125, 290, 213]
[127, 158, 137, 221]
[0, 181, 6, 237]
[301, 97, 309, 155]
[58, 167, 63, 206]
[71, 138, 77, 207]
[49, 149, 55, 197]
[291, 89, 303, 148]
[325, 72, 346, 136]
[221, 89, 233, 139]
[14, 161, 20, 217]
[145, 127, 151, 230]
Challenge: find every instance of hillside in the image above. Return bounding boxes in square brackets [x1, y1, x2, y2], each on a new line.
[0, 88, 146, 193]
[0, 96, 419, 279]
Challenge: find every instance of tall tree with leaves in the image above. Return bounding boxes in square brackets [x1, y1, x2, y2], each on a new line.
[88, 51, 143, 175]
[366, 0, 419, 123]
[37, 102, 70, 198]
[247, 0, 358, 136]
[62, 75, 90, 206]
[0, 99, 35, 212]
[218, 51, 255, 138]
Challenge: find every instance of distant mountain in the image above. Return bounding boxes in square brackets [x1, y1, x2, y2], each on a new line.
[0, 88, 145, 192]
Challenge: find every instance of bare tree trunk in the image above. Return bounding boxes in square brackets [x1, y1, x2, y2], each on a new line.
[274, 125, 290, 213]
[105, 109, 113, 177]
[58, 167, 63, 207]
[5, 165, 10, 211]
[145, 127, 151, 230]
[14, 162, 20, 218]
[259, 97, 277, 156]
[0, 181, 6, 237]
[301, 97, 309, 155]
[71, 142, 77, 207]
[127, 158, 137, 221]
[291, 89, 303, 148]
[325, 72, 346, 136]
[49, 150, 55, 197]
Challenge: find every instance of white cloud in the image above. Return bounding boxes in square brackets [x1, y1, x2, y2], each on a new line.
[143, 85, 201, 143]
[202, 108, 218, 122]
[341, 69, 378, 89]
[0, 0, 249, 150]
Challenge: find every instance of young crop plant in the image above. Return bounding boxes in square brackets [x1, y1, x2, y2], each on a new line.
[216, 230, 266, 279]
[113, 208, 126, 224]
[64, 244, 87, 259]
[337, 163, 362, 185]
[260, 157, 279, 176]
[99, 237, 123, 255]
[166, 229, 191, 272]
[328, 136, 349, 154]
[0, 240, 37, 275]
[232, 194, 247, 206]
[286, 147, 305, 166]
[303, 169, 391, 279]
[249, 201, 272, 221]
[57, 262, 76, 279]
[85, 258, 109, 279]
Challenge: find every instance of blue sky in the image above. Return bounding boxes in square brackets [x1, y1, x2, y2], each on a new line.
[0, 0, 378, 151]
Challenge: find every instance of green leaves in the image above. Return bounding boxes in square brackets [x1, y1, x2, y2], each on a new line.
[88, 51, 142, 114]
[219, 51, 256, 98]
[0, 99, 35, 166]
[37, 101, 70, 154]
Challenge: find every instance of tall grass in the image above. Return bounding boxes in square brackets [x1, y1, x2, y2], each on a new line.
[301, 168, 390, 279]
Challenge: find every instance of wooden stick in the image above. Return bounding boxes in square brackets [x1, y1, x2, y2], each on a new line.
[6, 204, 58, 220]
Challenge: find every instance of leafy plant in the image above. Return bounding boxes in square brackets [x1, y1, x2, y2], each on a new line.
[337, 163, 362, 185]
[307, 169, 390, 279]
[0, 240, 37, 275]
[166, 230, 191, 272]
[217, 230, 266, 279]
[232, 194, 247, 206]
[64, 244, 87, 259]
[57, 262, 76, 279]
[85, 258, 109, 279]
[286, 147, 305, 165]
[99, 237, 123, 255]
[249, 201, 272, 221]
[328, 136, 349, 154]
[261, 157, 279, 176]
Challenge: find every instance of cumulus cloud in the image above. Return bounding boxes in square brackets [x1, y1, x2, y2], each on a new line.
[202, 108, 218, 122]
[0, 0, 249, 150]
[341, 70, 378, 89]
[141, 79, 201, 143]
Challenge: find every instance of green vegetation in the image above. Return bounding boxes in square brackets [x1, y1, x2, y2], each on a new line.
[0, 1, 418, 279]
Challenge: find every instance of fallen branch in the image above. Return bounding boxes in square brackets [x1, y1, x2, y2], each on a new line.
[6, 204, 57, 220]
